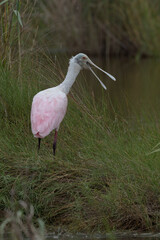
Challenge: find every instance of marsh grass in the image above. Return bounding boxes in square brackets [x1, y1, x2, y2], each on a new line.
[1, 0, 160, 62]
[0, 0, 38, 71]
[0, 56, 160, 232]
[37, 0, 160, 57]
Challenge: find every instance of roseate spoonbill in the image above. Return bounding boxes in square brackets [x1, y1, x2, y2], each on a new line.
[31, 53, 116, 156]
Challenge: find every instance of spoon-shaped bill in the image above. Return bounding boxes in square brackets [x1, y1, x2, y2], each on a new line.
[89, 60, 116, 81]
[88, 65, 107, 90]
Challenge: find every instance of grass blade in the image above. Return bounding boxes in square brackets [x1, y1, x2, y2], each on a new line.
[13, 10, 23, 27]
[0, 0, 8, 5]
[147, 148, 160, 155]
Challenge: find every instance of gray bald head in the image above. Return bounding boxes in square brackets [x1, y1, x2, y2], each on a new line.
[71, 53, 116, 90]
[73, 53, 90, 69]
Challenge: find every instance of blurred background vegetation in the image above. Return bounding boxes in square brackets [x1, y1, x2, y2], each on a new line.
[1, 0, 160, 69]
[37, 0, 160, 57]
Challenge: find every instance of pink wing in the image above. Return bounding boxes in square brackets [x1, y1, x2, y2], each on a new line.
[31, 90, 68, 138]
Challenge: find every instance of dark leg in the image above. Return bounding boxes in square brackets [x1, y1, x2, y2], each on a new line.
[53, 130, 58, 156]
[38, 138, 41, 152]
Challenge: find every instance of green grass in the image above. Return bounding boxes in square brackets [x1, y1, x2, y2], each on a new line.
[0, 59, 160, 233]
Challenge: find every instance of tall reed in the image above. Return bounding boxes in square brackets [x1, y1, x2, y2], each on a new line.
[0, 0, 37, 72]
[0, 0, 22, 68]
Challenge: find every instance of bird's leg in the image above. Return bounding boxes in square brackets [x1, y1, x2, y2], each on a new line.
[38, 138, 41, 152]
[53, 130, 58, 156]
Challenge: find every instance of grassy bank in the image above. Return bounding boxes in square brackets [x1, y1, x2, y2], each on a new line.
[0, 58, 160, 233]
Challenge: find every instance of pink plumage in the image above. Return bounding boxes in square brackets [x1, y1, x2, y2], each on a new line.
[31, 88, 68, 138]
[31, 53, 116, 156]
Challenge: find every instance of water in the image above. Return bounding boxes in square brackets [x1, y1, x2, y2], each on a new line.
[58, 56, 160, 118]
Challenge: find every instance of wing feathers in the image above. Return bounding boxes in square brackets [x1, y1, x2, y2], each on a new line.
[31, 90, 68, 138]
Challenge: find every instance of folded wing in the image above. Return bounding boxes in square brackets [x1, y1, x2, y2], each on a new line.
[31, 89, 68, 138]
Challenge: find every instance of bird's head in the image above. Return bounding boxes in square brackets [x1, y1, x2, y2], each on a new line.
[74, 53, 90, 69]
[73, 53, 116, 90]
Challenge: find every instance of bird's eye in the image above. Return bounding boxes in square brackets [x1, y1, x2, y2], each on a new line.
[82, 56, 86, 60]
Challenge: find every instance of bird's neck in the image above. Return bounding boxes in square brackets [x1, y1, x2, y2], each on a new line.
[59, 60, 81, 95]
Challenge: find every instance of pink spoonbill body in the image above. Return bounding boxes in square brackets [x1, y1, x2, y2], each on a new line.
[31, 53, 116, 156]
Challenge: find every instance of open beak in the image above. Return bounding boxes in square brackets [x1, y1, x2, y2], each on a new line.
[87, 59, 116, 90]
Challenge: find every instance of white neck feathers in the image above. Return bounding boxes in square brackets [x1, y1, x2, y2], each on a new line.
[58, 58, 81, 95]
